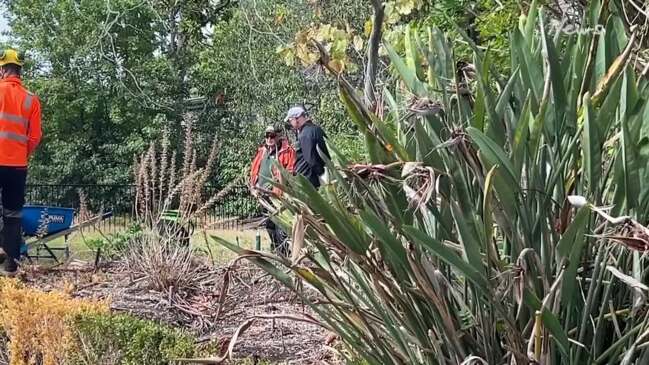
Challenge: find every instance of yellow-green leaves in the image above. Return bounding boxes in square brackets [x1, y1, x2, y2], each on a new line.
[592, 32, 636, 107]
[278, 23, 355, 72]
[278, 0, 425, 74]
[276, 45, 296, 66]
[385, 0, 425, 23]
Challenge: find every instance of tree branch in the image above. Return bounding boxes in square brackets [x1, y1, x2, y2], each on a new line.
[363, 0, 385, 111]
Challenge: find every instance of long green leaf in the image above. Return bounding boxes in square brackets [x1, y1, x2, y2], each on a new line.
[403, 225, 490, 293]
[540, 13, 567, 131]
[360, 207, 410, 280]
[582, 94, 601, 190]
[523, 289, 571, 357]
[213, 236, 295, 288]
[385, 42, 427, 97]
[556, 207, 590, 305]
[467, 127, 518, 182]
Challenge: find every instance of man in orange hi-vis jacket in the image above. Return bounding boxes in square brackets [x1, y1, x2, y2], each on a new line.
[249, 125, 295, 256]
[0, 49, 42, 275]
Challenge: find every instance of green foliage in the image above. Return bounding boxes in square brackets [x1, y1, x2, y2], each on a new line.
[475, 0, 521, 71]
[415, 0, 523, 71]
[84, 224, 142, 258]
[2, 0, 216, 184]
[222, 1, 649, 364]
[4, 0, 524, 188]
[316, 0, 370, 29]
[328, 134, 367, 163]
[69, 312, 195, 365]
[192, 0, 368, 182]
[4, 0, 368, 189]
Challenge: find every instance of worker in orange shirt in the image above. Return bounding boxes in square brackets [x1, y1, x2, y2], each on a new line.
[0, 49, 42, 275]
[249, 125, 295, 256]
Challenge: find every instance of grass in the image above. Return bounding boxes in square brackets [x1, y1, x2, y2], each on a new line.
[204, 228, 272, 264]
[26, 226, 273, 266]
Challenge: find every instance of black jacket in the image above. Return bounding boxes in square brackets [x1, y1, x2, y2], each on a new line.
[295, 122, 330, 188]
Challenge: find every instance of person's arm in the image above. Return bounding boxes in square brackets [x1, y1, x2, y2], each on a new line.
[27, 96, 42, 156]
[250, 149, 262, 187]
[284, 146, 296, 174]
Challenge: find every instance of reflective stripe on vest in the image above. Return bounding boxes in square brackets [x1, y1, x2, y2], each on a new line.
[0, 131, 28, 143]
[23, 94, 33, 111]
[0, 112, 28, 127]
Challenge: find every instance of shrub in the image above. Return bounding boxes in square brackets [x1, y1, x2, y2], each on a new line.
[127, 113, 235, 293]
[124, 231, 204, 293]
[69, 313, 195, 365]
[0, 278, 107, 365]
[0, 279, 195, 365]
[84, 224, 143, 259]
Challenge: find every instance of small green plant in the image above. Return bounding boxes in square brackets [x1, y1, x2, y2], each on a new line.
[84, 225, 143, 259]
[69, 313, 195, 365]
[329, 133, 367, 163]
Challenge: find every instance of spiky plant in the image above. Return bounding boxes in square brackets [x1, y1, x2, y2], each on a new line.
[216, 1, 649, 364]
[133, 113, 236, 233]
[128, 113, 237, 293]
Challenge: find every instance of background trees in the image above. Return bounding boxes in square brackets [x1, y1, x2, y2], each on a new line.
[0, 0, 367, 185]
[1, 0, 602, 186]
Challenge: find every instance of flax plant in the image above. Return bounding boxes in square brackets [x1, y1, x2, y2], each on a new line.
[218, 1, 649, 364]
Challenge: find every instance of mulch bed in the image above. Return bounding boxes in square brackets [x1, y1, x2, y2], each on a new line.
[16, 259, 339, 364]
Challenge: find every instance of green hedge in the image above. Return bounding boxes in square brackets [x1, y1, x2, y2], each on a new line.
[69, 313, 195, 365]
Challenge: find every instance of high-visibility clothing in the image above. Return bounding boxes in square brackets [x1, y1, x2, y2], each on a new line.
[0, 76, 42, 166]
[250, 138, 296, 196]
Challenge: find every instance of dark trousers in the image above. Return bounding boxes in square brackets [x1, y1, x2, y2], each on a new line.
[264, 216, 289, 257]
[258, 195, 289, 257]
[0, 167, 27, 260]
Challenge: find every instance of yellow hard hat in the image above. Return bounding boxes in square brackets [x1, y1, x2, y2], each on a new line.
[0, 49, 24, 67]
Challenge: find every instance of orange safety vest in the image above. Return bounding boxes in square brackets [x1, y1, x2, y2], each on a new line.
[0, 76, 42, 166]
[250, 138, 296, 195]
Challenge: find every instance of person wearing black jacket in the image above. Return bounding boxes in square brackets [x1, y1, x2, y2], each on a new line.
[285, 106, 330, 189]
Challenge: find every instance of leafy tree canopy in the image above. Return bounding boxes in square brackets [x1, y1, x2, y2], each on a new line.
[1, 0, 527, 185]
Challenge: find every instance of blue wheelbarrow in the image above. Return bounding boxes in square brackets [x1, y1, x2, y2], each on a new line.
[19, 205, 113, 262]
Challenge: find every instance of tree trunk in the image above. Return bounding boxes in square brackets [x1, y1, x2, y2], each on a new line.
[363, 0, 385, 112]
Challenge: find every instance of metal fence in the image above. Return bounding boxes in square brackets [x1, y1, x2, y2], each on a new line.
[24, 184, 259, 232]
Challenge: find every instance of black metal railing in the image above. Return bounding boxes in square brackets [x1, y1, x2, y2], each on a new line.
[24, 184, 259, 232]
[200, 184, 260, 228]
